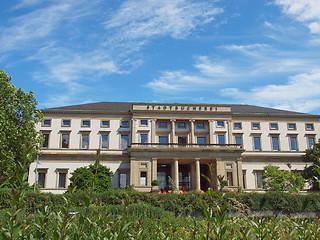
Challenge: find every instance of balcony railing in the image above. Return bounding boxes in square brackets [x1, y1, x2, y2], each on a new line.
[130, 143, 242, 150]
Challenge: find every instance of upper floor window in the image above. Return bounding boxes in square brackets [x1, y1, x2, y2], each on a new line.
[271, 136, 280, 151]
[306, 123, 314, 131]
[159, 136, 168, 144]
[308, 136, 315, 149]
[235, 136, 242, 147]
[121, 121, 129, 128]
[101, 120, 110, 128]
[233, 122, 242, 129]
[270, 123, 278, 130]
[196, 122, 205, 128]
[288, 123, 296, 130]
[178, 122, 186, 128]
[42, 119, 51, 127]
[252, 123, 260, 130]
[101, 134, 109, 149]
[159, 122, 167, 128]
[140, 120, 148, 126]
[81, 133, 89, 149]
[62, 120, 71, 127]
[197, 137, 206, 145]
[61, 133, 70, 149]
[81, 120, 90, 127]
[140, 134, 148, 143]
[217, 121, 224, 127]
[289, 136, 298, 151]
[42, 133, 49, 148]
[121, 135, 129, 149]
[218, 134, 225, 145]
[253, 136, 261, 151]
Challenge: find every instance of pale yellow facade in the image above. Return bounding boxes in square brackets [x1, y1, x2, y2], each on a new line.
[28, 102, 320, 193]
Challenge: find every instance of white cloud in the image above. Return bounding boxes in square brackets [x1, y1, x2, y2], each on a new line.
[221, 69, 320, 113]
[274, 0, 320, 34]
[104, 0, 223, 50]
[0, 0, 99, 52]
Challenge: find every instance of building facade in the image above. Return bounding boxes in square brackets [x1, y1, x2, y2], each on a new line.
[28, 102, 320, 193]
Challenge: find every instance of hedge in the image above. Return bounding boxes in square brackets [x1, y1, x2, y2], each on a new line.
[1, 188, 319, 213]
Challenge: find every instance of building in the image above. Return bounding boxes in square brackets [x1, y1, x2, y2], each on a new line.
[28, 102, 320, 193]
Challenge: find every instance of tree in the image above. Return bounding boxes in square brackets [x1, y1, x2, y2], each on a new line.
[69, 150, 113, 192]
[262, 164, 304, 192]
[0, 70, 43, 187]
[303, 141, 320, 189]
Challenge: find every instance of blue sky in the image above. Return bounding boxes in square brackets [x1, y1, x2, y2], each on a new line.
[1, 0, 320, 114]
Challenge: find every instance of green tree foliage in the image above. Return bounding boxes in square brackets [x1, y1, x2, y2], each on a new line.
[262, 164, 304, 192]
[0, 70, 43, 187]
[303, 141, 320, 189]
[69, 151, 113, 192]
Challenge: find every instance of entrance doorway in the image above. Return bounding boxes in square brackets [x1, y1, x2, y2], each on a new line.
[200, 164, 210, 191]
[157, 164, 171, 191]
[179, 164, 191, 190]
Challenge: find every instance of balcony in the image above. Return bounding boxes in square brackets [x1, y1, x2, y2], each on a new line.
[129, 143, 242, 152]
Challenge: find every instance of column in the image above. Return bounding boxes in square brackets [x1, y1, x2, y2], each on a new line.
[172, 158, 179, 192]
[131, 119, 137, 144]
[208, 120, 214, 144]
[226, 120, 232, 144]
[236, 157, 243, 188]
[195, 158, 201, 191]
[151, 119, 156, 143]
[130, 158, 137, 187]
[190, 119, 195, 144]
[215, 158, 224, 190]
[170, 119, 176, 143]
[152, 158, 157, 181]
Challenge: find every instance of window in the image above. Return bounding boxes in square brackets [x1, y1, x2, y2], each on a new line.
[178, 122, 186, 128]
[270, 123, 278, 130]
[252, 123, 260, 130]
[37, 169, 47, 188]
[255, 171, 264, 189]
[227, 172, 233, 186]
[140, 172, 147, 186]
[289, 136, 298, 151]
[217, 121, 224, 127]
[271, 136, 279, 151]
[308, 136, 315, 149]
[197, 137, 206, 145]
[178, 136, 187, 144]
[121, 135, 128, 149]
[159, 122, 167, 128]
[140, 120, 148, 126]
[234, 122, 242, 129]
[140, 134, 148, 143]
[235, 136, 242, 147]
[159, 136, 168, 144]
[197, 122, 204, 128]
[306, 123, 314, 130]
[119, 172, 128, 188]
[57, 169, 68, 188]
[101, 134, 109, 149]
[81, 133, 89, 149]
[218, 134, 225, 145]
[121, 121, 129, 128]
[42, 133, 49, 148]
[253, 136, 261, 151]
[81, 120, 90, 127]
[43, 119, 51, 127]
[242, 170, 246, 189]
[101, 120, 109, 127]
[62, 120, 71, 127]
[288, 123, 296, 130]
[61, 133, 70, 148]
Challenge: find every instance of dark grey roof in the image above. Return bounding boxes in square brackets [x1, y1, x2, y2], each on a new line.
[230, 104, 306, 115]
[44, 102, 132, 112]
[43, 102, 314, 116]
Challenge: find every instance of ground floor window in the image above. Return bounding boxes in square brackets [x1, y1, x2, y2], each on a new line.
[255, 171, 264, 189]
[140, 172, 147, 186]
[37, 169, 47, 188]
[56, 169, 68, 188]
